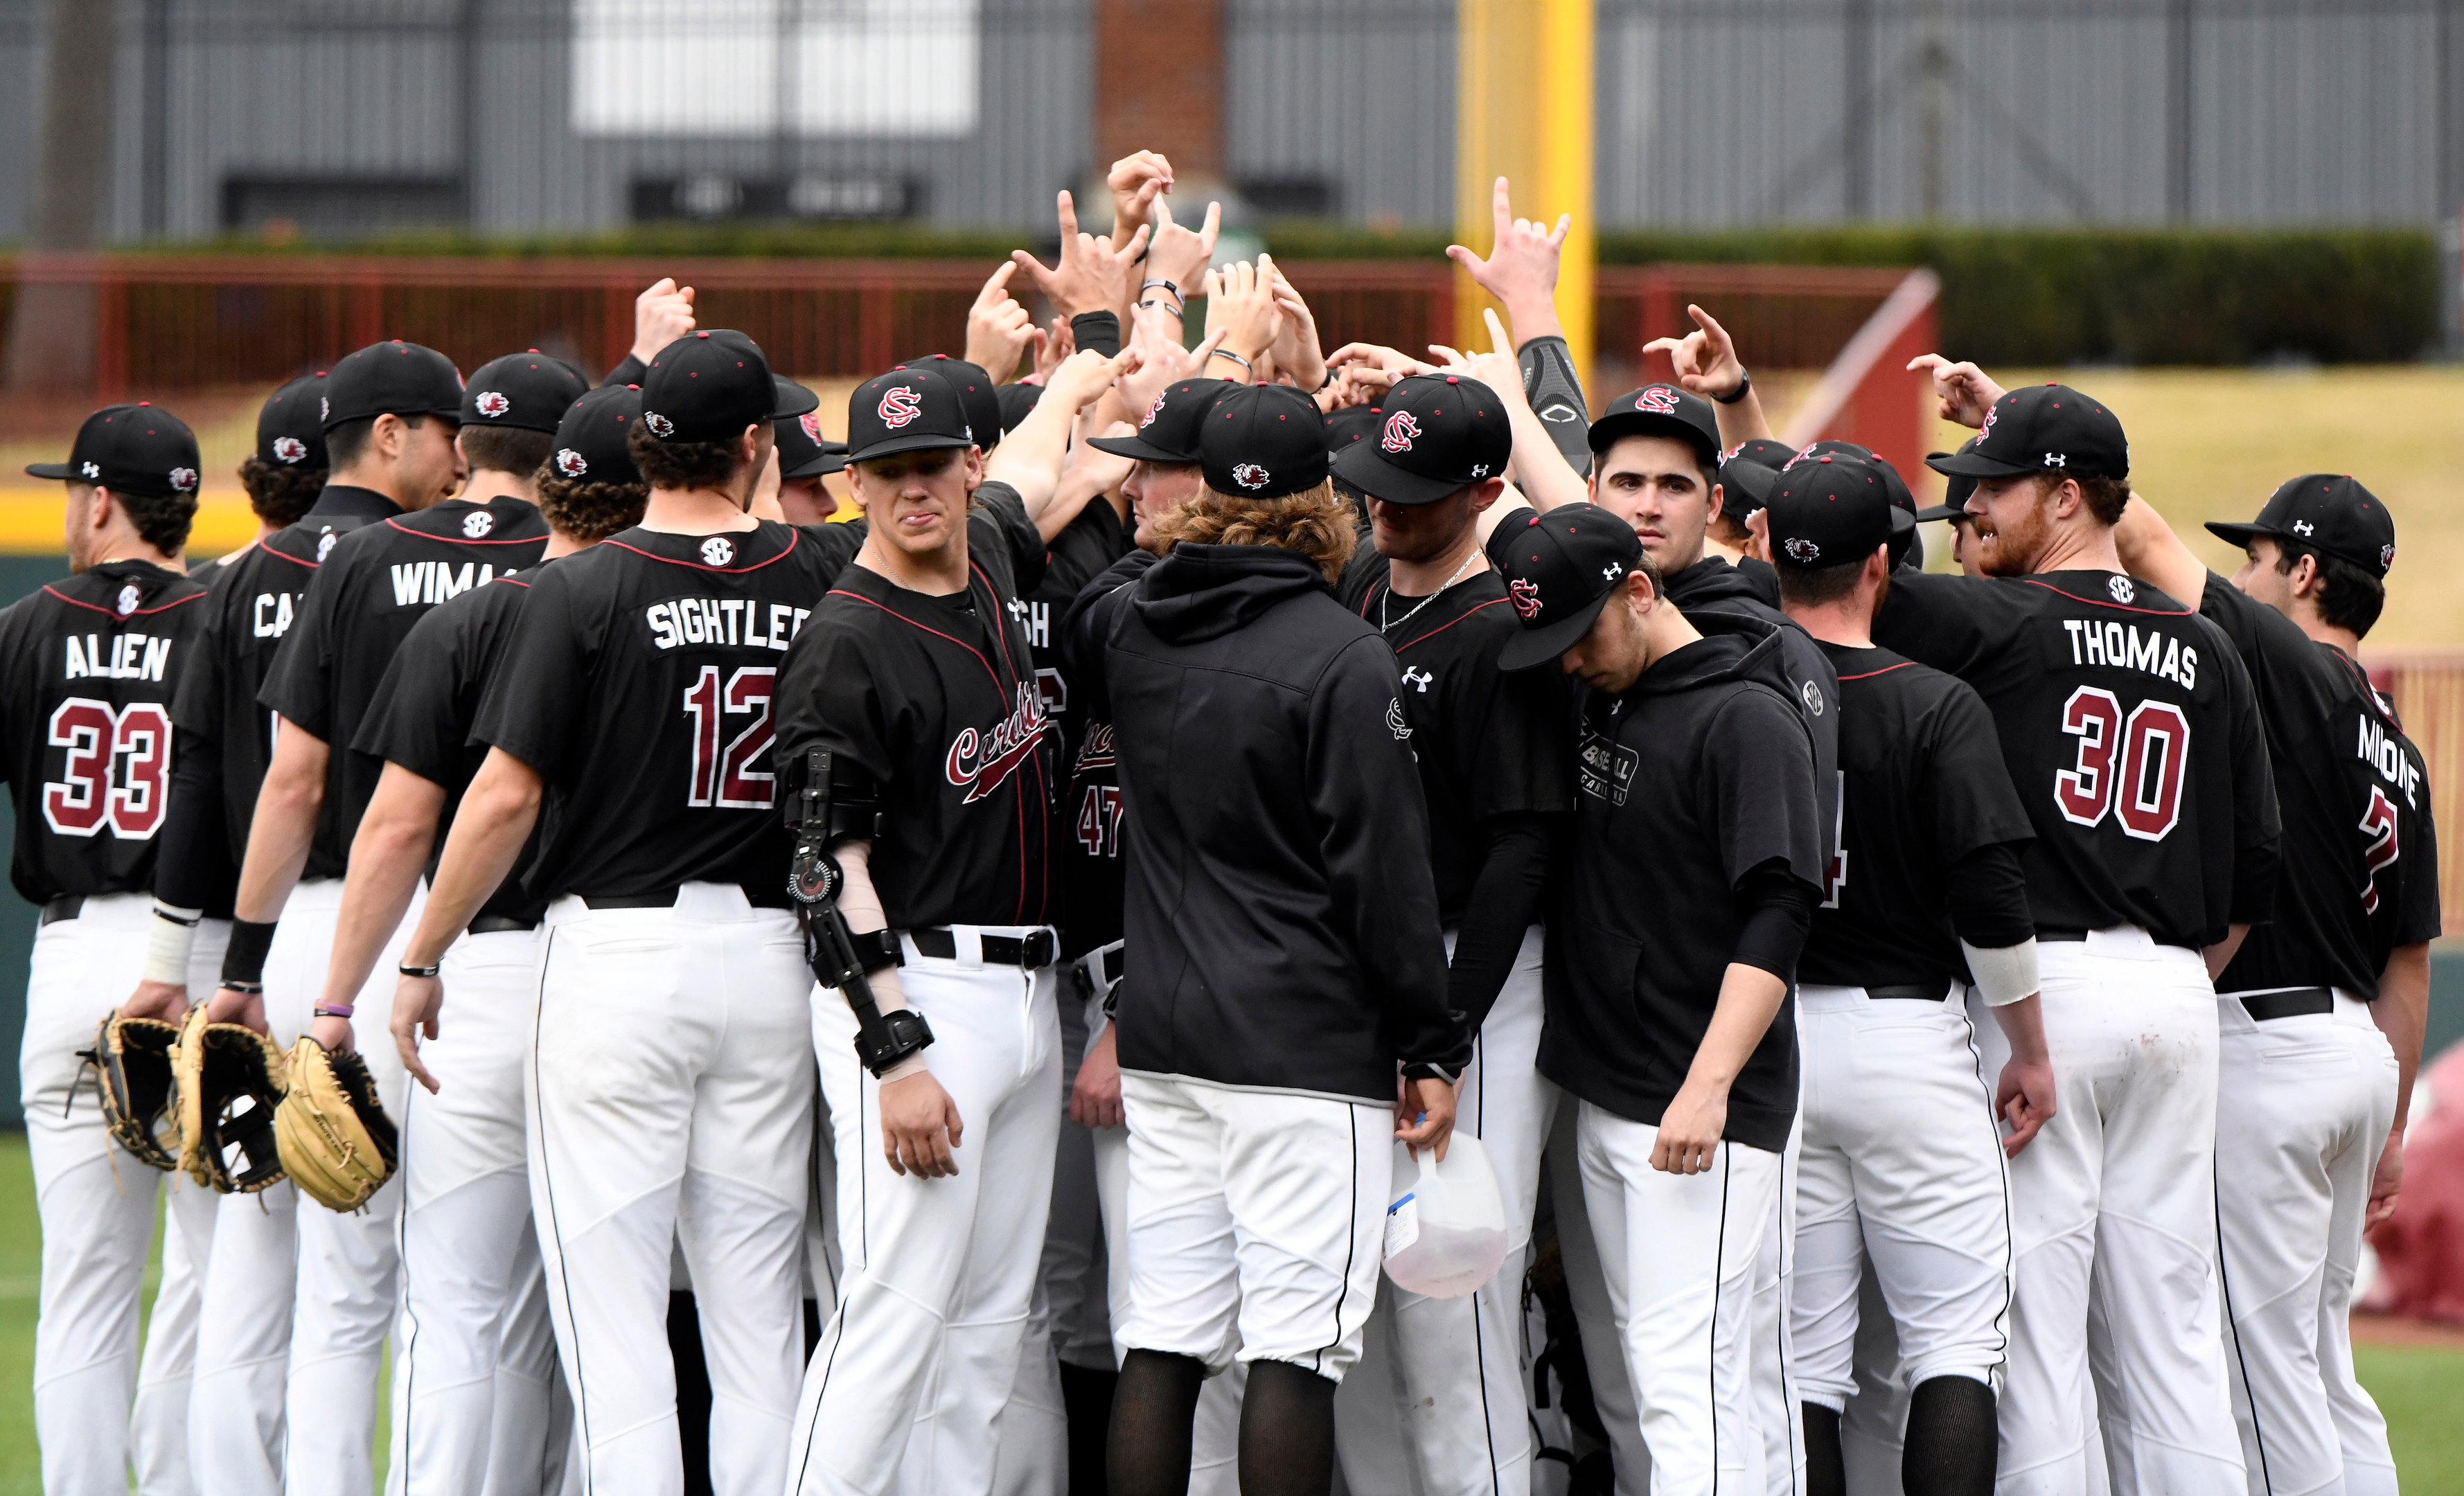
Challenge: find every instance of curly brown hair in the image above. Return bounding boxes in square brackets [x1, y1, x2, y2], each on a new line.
[237, 454, 327, 528]
[626, 423, 749, 491]
[1150, 481, 1358, 584]
[534, 473, 648, 544]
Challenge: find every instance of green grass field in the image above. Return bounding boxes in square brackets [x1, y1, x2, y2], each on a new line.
[0, 1134, 2456, 1493]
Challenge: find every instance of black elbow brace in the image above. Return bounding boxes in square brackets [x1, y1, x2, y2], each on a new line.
[784, 748, 930, 1078]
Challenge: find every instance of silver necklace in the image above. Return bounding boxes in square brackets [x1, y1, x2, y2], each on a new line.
[1380, 549, 1482, 634]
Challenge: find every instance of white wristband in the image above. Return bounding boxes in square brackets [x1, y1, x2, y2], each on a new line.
[1961, 937, 2041, 1008]
[141, 900, 204, 987]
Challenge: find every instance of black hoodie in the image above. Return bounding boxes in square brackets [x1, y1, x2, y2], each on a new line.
[1542, 616, 1825, 1152]
[1665, 555, 1842, 864]
[1100, 543, 1470, 1102]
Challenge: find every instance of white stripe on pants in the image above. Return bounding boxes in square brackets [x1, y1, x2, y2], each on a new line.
[530, 885, 814, 1496]
[788, 932, 1061, 1496]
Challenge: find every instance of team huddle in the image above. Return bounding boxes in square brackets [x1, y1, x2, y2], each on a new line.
[8, 161, 2440, 1496]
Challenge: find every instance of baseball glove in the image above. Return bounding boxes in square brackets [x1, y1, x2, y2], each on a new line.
[172, 1005, 290, 1193]
[77, 1010, 184, 1170]
[275, 1038, 398, 1213]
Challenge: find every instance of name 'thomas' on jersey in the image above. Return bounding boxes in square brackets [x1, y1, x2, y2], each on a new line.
[0, 561, 209, 902]
[1874, 569, 2279, 948]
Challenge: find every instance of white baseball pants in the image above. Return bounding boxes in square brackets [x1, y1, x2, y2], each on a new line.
[1336, 926, 1556, 1496]
[531, 884, 814, 1496]
[20, 893, 223, 1496]
[1968, 927, 2243, 1495]
[1748, 1110, 1805, 1496]
[389, 923, 567, 1495]
[1545, 1104, 1650, 1496]
[1792, 982, 2014, 1412]
[787, 929, 1061, 1496]
[2212, 989, 2400, 1496]
[1577, 1101, 1782, 1496]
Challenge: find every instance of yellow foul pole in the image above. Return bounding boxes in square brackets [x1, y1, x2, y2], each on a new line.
[1457, 0, 1594, 390]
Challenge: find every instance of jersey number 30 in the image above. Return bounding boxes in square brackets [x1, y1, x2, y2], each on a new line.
[44, 699, 170, 839]
[682, 666, 776, 809]
[2053, 686, 2189, 841]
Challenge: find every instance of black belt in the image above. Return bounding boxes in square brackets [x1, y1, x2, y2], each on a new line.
[1868, 983, 1949, 1002]
[580, 884, 791, 912]
[2038, 929, 2087, 942]
[2235, 987, 2336, 1022]
[39, 894, 81, 927]
[468, 915, 540, 935]
[905, 927, 1058, 968]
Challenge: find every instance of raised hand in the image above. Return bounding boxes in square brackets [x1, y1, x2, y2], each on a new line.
[1203, 260, 1284, 377]
[1142, 195, 1221, 311]
[1042, 347, 1131, 415]
[1117, 303, 1226, 418]
[631, 277, 697, 364]
[1642, 303, 1748, 400]
[1906, 354, 2008, 429]
[964, 262, 1038, 385]
[1107, 150, 1174, 244]
[1266, 261, 1329, 393]
[1446, 176, 1570, 344]
[1326, 341, 1438, 379]
[1011, 190, 1152, 321]
[1022, 315, 1075, 388]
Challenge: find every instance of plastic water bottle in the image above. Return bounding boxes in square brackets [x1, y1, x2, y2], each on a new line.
[1381, 1132, 1508, 1299]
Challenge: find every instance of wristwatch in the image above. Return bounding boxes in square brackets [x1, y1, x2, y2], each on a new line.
[1714, 369, 1754, 406]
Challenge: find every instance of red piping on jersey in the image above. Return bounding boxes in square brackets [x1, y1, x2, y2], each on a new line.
[2014, 577, 2192, 618]
[1834, 661, 1920, 682]
[1392, 596, 1512, 654]
[501, 576, 533, 589]
[42, 584, 206, 620]
[261, 540, 323, 570]
[603, 526, 801, 575]
[381, 516, 547, 546]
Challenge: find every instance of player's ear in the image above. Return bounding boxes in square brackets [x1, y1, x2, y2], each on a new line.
[1707, 481, 1725, 526]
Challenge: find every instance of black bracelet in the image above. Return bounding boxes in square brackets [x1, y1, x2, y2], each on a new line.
[399, 961, 442, 979]
[220, 917, 277, 989]
[1713, 369, 1754, 406]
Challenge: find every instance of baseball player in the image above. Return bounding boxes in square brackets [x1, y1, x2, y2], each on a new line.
[236, 371, 332, 540]
[1093, 384, 1468, 1496]
[396, 328, 827, 1496]
[771, 384, 847, 526]
[1495, 501, 1823, 1495]
[12, 405, 215, 1496]
[296, 381, 640, 1494]
[1869, 382, 2280, 1494]
[1915, 440, 1987, 580]
[2113, 476, 2437, 1496]
[771, 362, 1069, 1496]
[202, 343, 569, 1493]
[1323, 373, 1576, 1496]
[1757, 456, 2057, 1496]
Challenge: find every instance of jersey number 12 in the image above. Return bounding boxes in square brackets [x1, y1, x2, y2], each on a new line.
[43, 698, 170, 839]
[682, 666, 777, 809]
[2053, 686, 2189, 841]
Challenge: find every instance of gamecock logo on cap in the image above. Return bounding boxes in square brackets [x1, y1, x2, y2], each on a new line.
[556, 448, 588, 478]
[1231, 463, 1269, 490]
[1509, 578, 1542, 620]
[878, 385, 924, 429]
[643, 411, 675, 438]
[1381, 411, 1423, 453]
[1634, 388, 1681, 415]
[1784, 537, 1820, 563]
[701, 536, 735, 567]
[2382, 543, 2396, 569]
[168, 467, 199, 495]
[272, 436, 308, 465]
[474, 391, 511, 419]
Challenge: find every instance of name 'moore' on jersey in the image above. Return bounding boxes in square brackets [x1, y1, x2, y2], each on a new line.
[772, 537, 1056, 931]
[1874, 569, 2279, 948]
[0, 561, 209, 903]
[476, 522, 844, 902]
[170, 485, 398, 873]
[2198, 576, 2440, 995]
[260, 495, 547, 859]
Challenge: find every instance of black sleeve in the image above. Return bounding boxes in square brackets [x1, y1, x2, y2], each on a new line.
[1518, 333, 1593, 478]
[472, 568, 586, 783]
[771, 614, 898, 791]
[973, 481, 1048, 596]
[1445, 812, 1554, 1028]
[2396, 785, 2442, 946]
[1870, 570, 2002, 677]
[353, 614, 466, 786]
[1069, 311, 1122, 359]
[1942, 841, 2035, 950]
[257, 549, 348, 738]
[1061, 556, 1149, 720]
[1731, 858, 1815, 981]
[155, 725, 237, 916]
[1920, 681, 2035, 862]
[603, 353, 648, 388]
[2213, 634, 2283, 928]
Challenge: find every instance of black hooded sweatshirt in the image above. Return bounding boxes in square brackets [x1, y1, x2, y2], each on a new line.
[1665, 555, 1842, 862]
[1100, 543, 1471, 1103]
[1543, 616, 1825, 1153]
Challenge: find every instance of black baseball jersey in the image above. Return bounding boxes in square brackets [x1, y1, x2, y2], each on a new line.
[1023, 497, 1132, 747]
[1055, 549, 1155, 959]
[772, 537, 1056, 931]
[170, 487, 400, 873]
[1335, 557, 1576, 920]
[475, 522, 843, 902]
[0, 562, 209, 903]
[351, 563, 552, 925]
[1799, 642, 2036, 989]
[260, 495, 549, 859]
[1873, 570, 2280, 949]
[2197, 577, 2440, 995]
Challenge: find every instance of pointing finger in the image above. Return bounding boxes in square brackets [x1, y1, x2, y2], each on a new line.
[1484, 306, 1514, 357]
[1198, 200, 1223, 248]
[1491, 175, 1513, 242]
[1055, 188, 1080, 240]
[1548, 213, 1571, 248]
[973, 260, 1017, 308]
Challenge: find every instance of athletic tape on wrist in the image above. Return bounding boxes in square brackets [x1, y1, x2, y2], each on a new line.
[1962, 936, 2040, 1008]
[220, 917, 278, 990]
[141, 900, 204, 987]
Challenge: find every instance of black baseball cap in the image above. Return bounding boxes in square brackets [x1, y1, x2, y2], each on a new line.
[1588, 384, 1721, 467]
[1916, 435, 1984, 522]
[256, 373, 329, 471]
[1494, 504, 1646, 673]
[1715, 437, 1796, 519]
[1323, 402, 1384, 463]
[996, 381, 1045, 435]
[1764, 454, 1913, 569]
[1199, 384, 1329, 499]
[640, 330, 815, 445]
[1090, 377, 1232, 465]
[547, 383, 645, 488]
[321, 339, 465, 430]
[845, 364, 975, 465]
[898, 355, 1004, 453]
[773, 379, 847, 479]
[1331, 373, 1512, 506]
[26, 403, 204, 499]
[1926, 383, 2128, 481]
[463, 350, 589, 434]
[2206, 473, 2397, 578]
